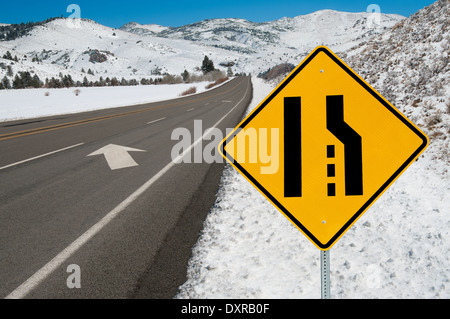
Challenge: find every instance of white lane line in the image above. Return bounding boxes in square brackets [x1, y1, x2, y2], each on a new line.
[147, 117, 167, 125]
[187, 108, 195, 112]
[222, 101, 232, 103]
[5, 80, 250, 300]
[0, 143, 85, 171]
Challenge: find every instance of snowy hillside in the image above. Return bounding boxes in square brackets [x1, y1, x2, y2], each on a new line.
[0, 18, 229, 84]
[342, 0, 449, 172]
[0, 10, 403, 86]
[176, 1, 449, 299]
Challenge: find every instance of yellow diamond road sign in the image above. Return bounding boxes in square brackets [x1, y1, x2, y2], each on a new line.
[219, 46, 429, 251]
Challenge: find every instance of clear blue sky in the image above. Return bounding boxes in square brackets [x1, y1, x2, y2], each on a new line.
[0, 0, 437, 28]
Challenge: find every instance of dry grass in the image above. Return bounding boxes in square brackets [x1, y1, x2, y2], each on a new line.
[180, 86, 197, 96]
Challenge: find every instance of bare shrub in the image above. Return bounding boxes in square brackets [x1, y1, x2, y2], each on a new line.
[429, 131, 444, 139]
[426, 114, 442, 128]
[44, 91, 50, 96]
[74, 89, 81, 96]
[188, 70, 227, 83]
[411, 99, 421, 108]
[180, 87, 197, 96]
[160, 74, 183, 84]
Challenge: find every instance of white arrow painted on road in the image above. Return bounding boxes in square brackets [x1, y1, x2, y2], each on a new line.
[88, 144, 146, 170]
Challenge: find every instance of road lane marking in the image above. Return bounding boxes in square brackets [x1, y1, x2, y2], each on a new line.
[0, 143, 85, 171]
[88, 144, 146, 170]
[187, 108, 195, 112]
[147, 117, 167, 125]
[5, 78, 251, 299]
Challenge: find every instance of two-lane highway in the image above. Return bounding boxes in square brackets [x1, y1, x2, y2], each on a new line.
[0, 77, 252, 298]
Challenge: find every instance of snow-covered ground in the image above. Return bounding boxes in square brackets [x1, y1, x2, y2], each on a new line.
[0, 81, 211, 122]
[175, 77, 449, 299]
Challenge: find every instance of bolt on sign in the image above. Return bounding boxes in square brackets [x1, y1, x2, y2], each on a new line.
[219, 46, 428, 251]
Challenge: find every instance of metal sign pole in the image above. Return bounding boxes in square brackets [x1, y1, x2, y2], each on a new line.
[321, 250, 330, 299]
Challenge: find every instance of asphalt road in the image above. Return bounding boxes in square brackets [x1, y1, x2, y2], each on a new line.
[0, 76, 252, 299]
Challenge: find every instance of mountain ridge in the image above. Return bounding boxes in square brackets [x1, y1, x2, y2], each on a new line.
[0, 10, 404, 84]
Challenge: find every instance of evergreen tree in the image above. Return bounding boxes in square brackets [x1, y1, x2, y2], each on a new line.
[61, 75, 69, 88]
[2, 76, 11, 89]
[6, 65, 13, 77]
[82, 76, 89, 87]
[110, 77, 119, 86]
[21, 71, 32, 87]
[47, 77, 62, 89]
[13, 74, 22, 89]
[48, 77, 55, 88]
[31, 74, 42, 88]
[227, 67, 234, 77]
[201, 56, 215, 74]
[2, 51, 13, 61]
[181, 69, 190, 82]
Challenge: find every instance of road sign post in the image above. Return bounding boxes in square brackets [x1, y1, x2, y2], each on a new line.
[320, 250, 330, 299]
[219, 46, 428, 296]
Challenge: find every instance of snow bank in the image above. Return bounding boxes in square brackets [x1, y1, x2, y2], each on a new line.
[0, 82, 210, 122]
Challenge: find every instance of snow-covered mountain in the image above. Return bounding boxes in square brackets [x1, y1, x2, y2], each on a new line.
[122, 10, 404, 74]
[123, 10, 402, 52]
[120, 22, 169, 35]
[0, 10, 404, 84]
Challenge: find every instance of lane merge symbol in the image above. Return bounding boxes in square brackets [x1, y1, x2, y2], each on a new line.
[284, 95, 364, 199]
[326, 95, 363, 197]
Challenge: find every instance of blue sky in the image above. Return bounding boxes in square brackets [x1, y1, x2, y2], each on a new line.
[0, 0, 437, 28]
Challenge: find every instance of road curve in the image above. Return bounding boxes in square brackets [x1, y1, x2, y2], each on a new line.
[0, 77, 253, 299]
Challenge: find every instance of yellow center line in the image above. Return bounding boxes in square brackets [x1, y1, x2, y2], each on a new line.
[0, 79, 244, 142]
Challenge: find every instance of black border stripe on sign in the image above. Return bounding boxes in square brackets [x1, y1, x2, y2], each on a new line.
[221, 47, 428, 250]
